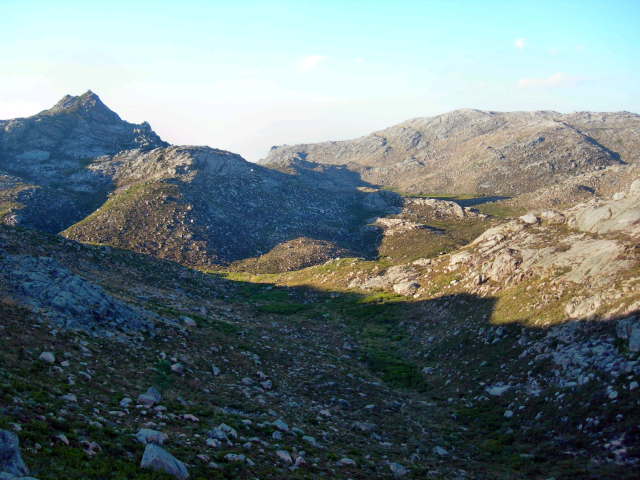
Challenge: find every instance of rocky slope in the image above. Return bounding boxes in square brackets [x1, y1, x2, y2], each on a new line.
[261, 109, 640, 196]
[1, 188, 639, 478]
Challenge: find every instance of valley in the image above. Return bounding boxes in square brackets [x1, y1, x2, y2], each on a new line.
[0, 92, 639, 479]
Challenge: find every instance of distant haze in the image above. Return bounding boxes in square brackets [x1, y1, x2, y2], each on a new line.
[1, 0, 639, 162]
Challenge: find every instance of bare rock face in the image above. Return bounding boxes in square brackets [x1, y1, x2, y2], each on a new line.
[0, 254, 150, 332]
[349, 265, 419, 295]
[566, 180, 640, 237]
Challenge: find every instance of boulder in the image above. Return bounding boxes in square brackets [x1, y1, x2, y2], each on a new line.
[137, 387, 162, 406]
[630, 329, 640, 352]
[433, 446, 448, 456]
[393, 281, 420, 296]
[136, 429, 168, 445]
[276, 450, 292, 464]
[207, 428, 228, 441]
[389, 462, 407, 477]
[489, 251, 520, 282]
[339, 458, 357, 467]
[218, 424, 237, 438]
[485, 385, 510, 396]
[224, 454, 245, 462]
[0, 430, 30, 477]
[180, 316, 196, 327]
[260, 380, 272, 390]
[140, 442, 188, 479]
[519, 213, 539, 225]
[616, 317, 637, 339]
[273, 419, 289, 432]
[540, 210, 565, 224]
[38, 352, 55, 363]
[302, 435, 318, 446]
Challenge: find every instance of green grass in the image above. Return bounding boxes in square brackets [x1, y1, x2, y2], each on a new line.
[476, 202, 527, 218]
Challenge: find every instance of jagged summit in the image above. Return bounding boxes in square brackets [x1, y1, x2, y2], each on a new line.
[0, 92, 169, 233]
[43, 90, 122, 124]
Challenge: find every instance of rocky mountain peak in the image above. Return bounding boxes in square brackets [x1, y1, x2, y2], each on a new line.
[43, 90, 122, 124]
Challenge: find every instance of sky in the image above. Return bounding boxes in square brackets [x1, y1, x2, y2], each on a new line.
[1, 0, 639, 162]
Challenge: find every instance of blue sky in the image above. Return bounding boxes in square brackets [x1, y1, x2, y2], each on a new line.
[1, 0, 639, 161]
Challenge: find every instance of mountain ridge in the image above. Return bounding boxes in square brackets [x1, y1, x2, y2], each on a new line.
[261, 108, 639, 196]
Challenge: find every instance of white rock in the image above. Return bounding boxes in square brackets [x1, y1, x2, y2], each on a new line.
[519, 213, 539, 224]
[486, 385, 510, 396]
[629, 381, 639, 391]
[339, 458, 357, 467]
[225, 453, 245, 462]
[302, 435, 317, 446]
[389, 462, 407, 477]
[260, 380, 272, 390]
[276, 450, 292, 464]
[504, 410, 514, 418]
[180, 316, 196, 327]
[273, 419, 289, 431]
[39, 352, 55, 363]
[432, 446, 448, 456]
[205, 438, 221, 449]
[136, 429, 168, 445]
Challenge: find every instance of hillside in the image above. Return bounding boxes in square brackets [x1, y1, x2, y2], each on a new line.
[261, 109, 640, 197]
[0, 93, 399, 268]
[1, 177, 639, 479]
[60, 146, 393, 268]
[1, 93, 640, 479]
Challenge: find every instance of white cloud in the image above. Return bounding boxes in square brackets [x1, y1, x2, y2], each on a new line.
[297, 55, 327, 74]
[517, 72, 585, 88]
[515, 38, 526, 50]
[549, 49, 558, 55]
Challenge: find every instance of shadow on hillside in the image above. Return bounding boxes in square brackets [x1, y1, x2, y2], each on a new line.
[216, 277, 503, 390]
[213, 271, 639, 393]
